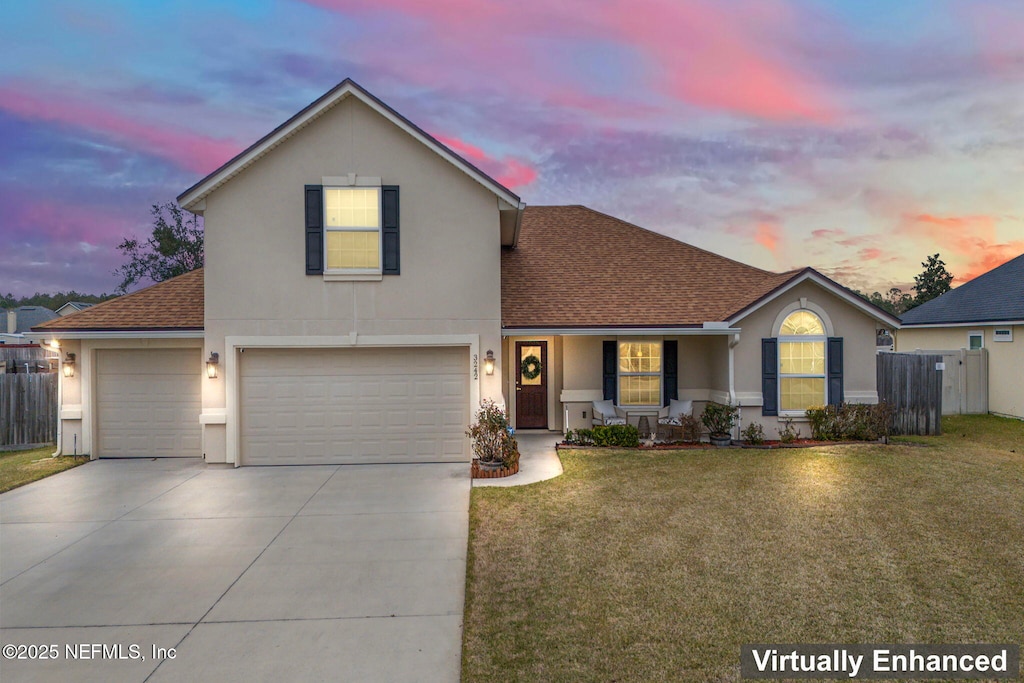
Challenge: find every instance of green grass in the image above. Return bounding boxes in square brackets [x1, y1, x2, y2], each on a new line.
[463, 415, 1024, 682]
[0, 445, 90, 494]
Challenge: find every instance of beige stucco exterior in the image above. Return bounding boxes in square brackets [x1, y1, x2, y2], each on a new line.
[199, 95, 506, 462]
[896, 324, 1023, 419]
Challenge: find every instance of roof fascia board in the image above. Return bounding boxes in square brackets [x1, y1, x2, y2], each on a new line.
[25, 330, 203, 340]
[502, 327, 740, 336]
[900, 320, 1024, 329]
[178, 81, 520, 210]
[728, 271, 902, 328]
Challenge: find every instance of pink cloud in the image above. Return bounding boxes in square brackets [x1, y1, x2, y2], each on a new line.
[754, 222, 781, 253]
[859, 247, 884, 260]
[0, 83, 241, 174]
[435, 134, 537, 189]
[900, 213, 1024, 284]
[301, 0, 838, 123]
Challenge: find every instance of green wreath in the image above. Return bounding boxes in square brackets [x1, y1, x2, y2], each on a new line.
[520, 354, 542, 380]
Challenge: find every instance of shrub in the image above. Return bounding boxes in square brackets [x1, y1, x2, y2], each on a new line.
[677, 414, 703, 443]
[590, 424, 640, 448]
[778, 418, 800, 444]
[741, 422, 765, 445]
[701, 401, 738, 437]
[805, 402, 894, 441]
[466, 400, 520, 468]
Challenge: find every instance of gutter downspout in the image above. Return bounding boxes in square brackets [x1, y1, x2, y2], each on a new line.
[728, 332, 740, 440]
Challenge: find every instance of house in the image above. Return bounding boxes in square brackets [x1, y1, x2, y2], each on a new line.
[34, 79, 900, 465]
[55, 301, 95, 316]
[3, 306, 58, 343]
[897, 253, 1024, 419]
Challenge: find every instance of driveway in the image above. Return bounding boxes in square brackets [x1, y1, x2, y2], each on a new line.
[0, 458, 470, 683]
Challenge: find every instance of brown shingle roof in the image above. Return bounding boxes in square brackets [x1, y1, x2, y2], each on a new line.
[33, 269, 204, 332]
[501, 206, 800, 328]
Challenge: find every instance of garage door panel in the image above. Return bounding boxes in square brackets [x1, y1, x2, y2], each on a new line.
[240, 347, 469, 465]
[96, 349, 201, 458]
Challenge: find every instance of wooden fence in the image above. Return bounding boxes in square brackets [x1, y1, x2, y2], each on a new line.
[876, 352, 943, 436]
[0, 373, 58, 446]
[1, 344, 58, 374]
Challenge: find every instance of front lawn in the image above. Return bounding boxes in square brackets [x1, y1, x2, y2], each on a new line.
[0, 445, 89, 494]
[463, 415, 1024, 682]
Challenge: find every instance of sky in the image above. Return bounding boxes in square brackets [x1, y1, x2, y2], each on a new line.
[1, 0, 1023, 298]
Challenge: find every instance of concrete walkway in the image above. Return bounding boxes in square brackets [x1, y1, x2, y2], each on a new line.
[0, 458, 469, 683]
[474, 432, 563, 487]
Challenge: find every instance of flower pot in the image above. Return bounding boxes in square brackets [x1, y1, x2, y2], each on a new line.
[709, 434, 732, 447]
[477, 460, 505, 471]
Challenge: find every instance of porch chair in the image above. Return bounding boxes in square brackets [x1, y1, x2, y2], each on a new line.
[592, 400, 626, 426]
[656, 399, 694, 440]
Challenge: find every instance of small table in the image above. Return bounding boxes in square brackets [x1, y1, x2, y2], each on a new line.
[636, 415, 652, 439]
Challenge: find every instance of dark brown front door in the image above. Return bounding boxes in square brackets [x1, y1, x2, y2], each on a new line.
[515, 341, 547, 429]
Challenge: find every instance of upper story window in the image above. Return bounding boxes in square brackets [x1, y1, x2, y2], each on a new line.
[324, 187, 381, 273]
[778, 310, 826, 412]
[618, 341, 662, 406]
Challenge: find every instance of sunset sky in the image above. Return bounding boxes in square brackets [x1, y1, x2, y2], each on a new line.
[2, 0, 1022, 297]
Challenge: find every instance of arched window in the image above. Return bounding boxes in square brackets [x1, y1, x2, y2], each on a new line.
[778, 310, 826, 411]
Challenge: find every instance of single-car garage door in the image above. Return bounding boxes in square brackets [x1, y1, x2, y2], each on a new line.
[240, 347, 469, 465]
[96, 348, 202, 458]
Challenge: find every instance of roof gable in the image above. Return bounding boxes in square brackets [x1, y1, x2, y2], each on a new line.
[177, 79, 520, 212]
[33, 270, 204, 333]
[901, 253, 1024, 325]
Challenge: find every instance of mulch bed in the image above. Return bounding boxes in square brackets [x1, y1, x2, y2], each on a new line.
[558, 439, 884, 450]
[471, 459, 520, 479]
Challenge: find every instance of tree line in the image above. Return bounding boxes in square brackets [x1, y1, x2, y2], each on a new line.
[852, 254, 953, 315]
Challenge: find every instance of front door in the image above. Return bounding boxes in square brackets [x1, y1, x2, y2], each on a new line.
[515, 341, 547, 429]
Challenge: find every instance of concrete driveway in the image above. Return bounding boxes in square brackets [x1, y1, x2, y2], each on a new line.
[0, 458, 470, 683]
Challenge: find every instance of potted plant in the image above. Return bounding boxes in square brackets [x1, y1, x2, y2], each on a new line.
[466, 400, 520, 470]
[701, 401, 738, 447]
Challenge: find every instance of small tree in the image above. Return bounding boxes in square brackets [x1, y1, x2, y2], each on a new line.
[466, 400, 519, 468]
[113, 203, 204, 293]
[911, 253, 953, 308]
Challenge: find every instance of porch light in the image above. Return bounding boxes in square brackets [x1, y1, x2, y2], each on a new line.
[206, 352, 219, 379]
[62, 353, 75, 378]
[48, 339, 60, 350]
[483, 349, 495, 376]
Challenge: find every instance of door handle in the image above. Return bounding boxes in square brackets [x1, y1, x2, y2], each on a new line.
[516, 386, 522, 391]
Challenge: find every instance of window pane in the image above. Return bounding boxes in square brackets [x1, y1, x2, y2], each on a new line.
[618, 342, 662, 373]
[969, 334, 983, 350]
[780, 377, 825, 411]
[325, 188, 379, 228]
[326, 231, 380, 269]
[779, 341, 825, 374]
[780, 310, 824, 336]
[620, 375, 661, 406]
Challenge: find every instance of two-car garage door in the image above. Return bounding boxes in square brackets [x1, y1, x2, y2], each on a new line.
[240, 347, 469, 466]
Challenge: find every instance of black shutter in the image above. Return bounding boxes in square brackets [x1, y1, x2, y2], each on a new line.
[305, 185, 323, 275]
[663, 339, 678, 406]
[602, 340, 617, 401]
[828, 337, 844, 406]
[381, 185, 400, 275]
[762, 338, 778, 416]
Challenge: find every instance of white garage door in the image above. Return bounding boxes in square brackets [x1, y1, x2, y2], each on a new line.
[240, 347, 469, 466]
[96, 349, 202, 458]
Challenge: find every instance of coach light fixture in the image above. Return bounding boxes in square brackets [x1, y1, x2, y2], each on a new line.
[483, 349, 495, 376]
[62, 353, 75, 378]
[206, 352, 219, 379]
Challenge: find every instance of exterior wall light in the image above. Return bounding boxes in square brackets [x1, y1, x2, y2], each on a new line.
[483, 349, 495, 376]
[62, 353, 75, 378]
[206, 352, 219, 379]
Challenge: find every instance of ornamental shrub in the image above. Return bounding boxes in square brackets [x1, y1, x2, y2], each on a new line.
[466, 400, 520, 467]
[701, 401, 738, 436]
[677, 414, 703, 443]
[741, 422, 766, 445]
[805, 402, 893, 441]
[778, 418, 800, 444]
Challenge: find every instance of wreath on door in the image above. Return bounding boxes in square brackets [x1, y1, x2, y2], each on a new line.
[520, 354, 542, 380]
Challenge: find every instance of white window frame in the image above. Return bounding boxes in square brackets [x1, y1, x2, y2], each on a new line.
[323, 179, 383, 279]
[777, 311, 828, 416]
[617, 339, 663, 408]
[968, 331, 984, 350]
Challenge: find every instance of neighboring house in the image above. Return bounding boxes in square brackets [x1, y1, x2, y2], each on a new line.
[34, 79, 900, 465]
[897, 253, 1024, 419]
[3, 306, 58, 343]
[56, 301, 95, 316]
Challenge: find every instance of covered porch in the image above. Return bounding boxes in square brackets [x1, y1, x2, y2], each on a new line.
[501, 327, 740, 434]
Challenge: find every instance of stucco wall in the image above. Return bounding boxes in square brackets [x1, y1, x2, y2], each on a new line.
[200, 95, 505, 461]
[896, 325, 1023, 419]
[732, 280, 884, 438]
